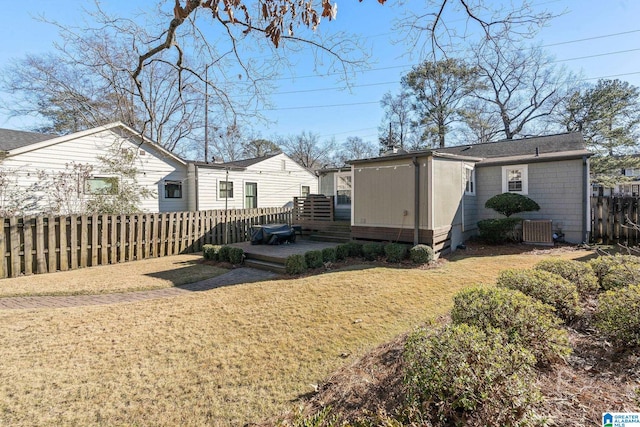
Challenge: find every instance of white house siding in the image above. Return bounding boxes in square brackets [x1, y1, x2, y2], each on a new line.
[476, 158, 586, 243]
[191, 154, 318, 210]
[1, 128, 187, 214]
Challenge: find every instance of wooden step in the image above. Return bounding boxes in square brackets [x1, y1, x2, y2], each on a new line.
[244, 258, 286, 274]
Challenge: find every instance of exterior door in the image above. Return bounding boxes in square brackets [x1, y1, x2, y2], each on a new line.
[245, 182, 257, 208]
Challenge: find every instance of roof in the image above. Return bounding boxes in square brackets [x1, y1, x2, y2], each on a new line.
[434, 132, 588, 159]
[0, 128, 58, 151]
[350, 132, 591, 165]
[220, 153, 281, 168]
[0, 122, 186, 165]
[190, 153, 282, 170]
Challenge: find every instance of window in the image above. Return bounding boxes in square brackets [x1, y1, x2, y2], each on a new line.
[464, 166, 475, 195]
[245, 182, 257, 208]
[219, 180, 234, 199]
[501, 165, 528, 194]
[301, 185, 310, 198]
[335, 173, 352, 206]
[164, 180, 182, 199]
[84, 177, 118, 195]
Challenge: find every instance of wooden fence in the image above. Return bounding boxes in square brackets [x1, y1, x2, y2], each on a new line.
[0, 207, 292, 279]
[591, 195, 640, 245]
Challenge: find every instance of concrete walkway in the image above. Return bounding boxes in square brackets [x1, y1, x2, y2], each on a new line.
[0, 267, 278, 311]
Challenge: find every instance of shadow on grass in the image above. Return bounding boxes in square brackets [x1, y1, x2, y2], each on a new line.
[445, 241, 597, 263]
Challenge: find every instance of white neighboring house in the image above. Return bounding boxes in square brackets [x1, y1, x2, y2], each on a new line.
[186, 153, 318, 210]
[0, 122, 187, 214]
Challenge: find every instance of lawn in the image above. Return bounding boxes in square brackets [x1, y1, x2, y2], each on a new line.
[0, 254, 227, 297]
[0, 247, 592, 426]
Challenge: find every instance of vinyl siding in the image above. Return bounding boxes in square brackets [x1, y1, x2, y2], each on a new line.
[194, 153, 318, 210]
[476, 158, 586, 243]
[1, 128, 187, 213]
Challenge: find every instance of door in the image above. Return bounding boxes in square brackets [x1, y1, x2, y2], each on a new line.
[245, 182, 257, 208]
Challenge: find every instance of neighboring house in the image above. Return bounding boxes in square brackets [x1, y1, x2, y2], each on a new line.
[0, 124, 320, 215]
[317, 167, 352, 221]
[185, 152, 318, 210]
[349, 132, 592, 252]
[0, 122, 187, 214]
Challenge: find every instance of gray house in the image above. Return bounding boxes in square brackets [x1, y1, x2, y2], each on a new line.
[349, 132, 592, 253]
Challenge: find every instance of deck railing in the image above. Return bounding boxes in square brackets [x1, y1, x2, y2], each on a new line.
[293, 196, 335, 223]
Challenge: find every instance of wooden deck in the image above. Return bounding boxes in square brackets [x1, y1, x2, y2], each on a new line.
[231, 238, 341, 273]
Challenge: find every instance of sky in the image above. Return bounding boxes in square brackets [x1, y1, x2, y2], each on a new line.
[1, 0, 640, 149]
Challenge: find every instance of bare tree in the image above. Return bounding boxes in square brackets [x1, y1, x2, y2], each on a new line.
[333, 136, 377, 166]
[1, 13, 202, 153]
[470, 41, 571, 140]
[378, 90, 416, 150]
[396, 0, 556, 58]
[242, 138, 281, 159]
[280, 131, 334, 169]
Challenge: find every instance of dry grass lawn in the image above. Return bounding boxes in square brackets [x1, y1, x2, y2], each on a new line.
[0, 247, 592, 426]
[0, 254, 227, 297]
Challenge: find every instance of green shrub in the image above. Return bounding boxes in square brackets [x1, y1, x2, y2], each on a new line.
[589, 254, 640, 290]
[534, 258, 599, 296]
[217, 245, 232, 263]
[285, 254, 307, 275]
[228, 247, 244, 265]
[484, 192, 540, 218]
[305, 250, 324, 269]
[409, 244, 435, 264]
[202, 244, 221, 261]
[335, 244, 350, 261]
[497, 268, 581, 321]
[404, 323, 539, 427]
[477, 218, 522, 244]
[362, 242, 385, 261]
[451, 287, 570, 365]
[595, 284, 640, 347]
[345, 241, 363, 258]
[384, 243, 409, 263]
[321, 247, 337, 263]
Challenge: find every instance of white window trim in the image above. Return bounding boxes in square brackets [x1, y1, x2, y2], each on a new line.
[464, 165, 476, 196]
[501, 164, 529, 195]
[84, 175, 120, 195]
[301, 185, 311, 198]
[334, 171, 352, 207]
[217, 179, 235, 201]
[244, 181, 258, 208]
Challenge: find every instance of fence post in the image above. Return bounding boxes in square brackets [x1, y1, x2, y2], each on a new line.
[0, 218, 6, 279]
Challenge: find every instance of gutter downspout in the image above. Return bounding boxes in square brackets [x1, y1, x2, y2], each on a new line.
[583, 155, 589, 243]
[413, 156, 420, 245]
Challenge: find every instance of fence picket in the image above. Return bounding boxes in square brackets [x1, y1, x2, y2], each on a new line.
[0, 219, 6, 278]
[23, 217, 33, 275]
[35, 216, 47, 274]
[59, 216, 68, 271]
[0, 207, 292, 278]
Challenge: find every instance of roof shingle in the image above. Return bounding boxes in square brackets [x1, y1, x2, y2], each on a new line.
[0, 128, 58, 152]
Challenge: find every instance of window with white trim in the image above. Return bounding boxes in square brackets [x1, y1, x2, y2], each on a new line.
[335, 173, 352, 206]
[219, 180, 234, 199]
[84, 176, 119, 195]
[464, 165, 475, 195]
[301, 185, 310, 198]
[501, 165, 528, 194]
